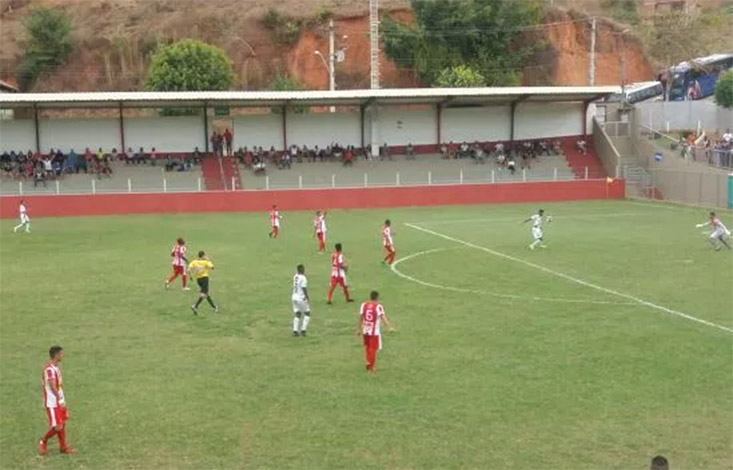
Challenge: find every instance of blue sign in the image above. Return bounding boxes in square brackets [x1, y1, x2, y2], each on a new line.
[654, 152, 663, 162]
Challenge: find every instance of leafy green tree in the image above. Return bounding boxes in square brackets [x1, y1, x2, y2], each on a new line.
[268, 73, 307, 114]
[145, 39, 234, 92]
[382, 0, 542, 87]
[16, 7, 73, 91]
[715, 70, 733, 109]
[436, 65, 486, 87]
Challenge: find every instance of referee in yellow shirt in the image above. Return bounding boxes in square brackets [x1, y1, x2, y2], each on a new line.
[188, 250, 219, 315]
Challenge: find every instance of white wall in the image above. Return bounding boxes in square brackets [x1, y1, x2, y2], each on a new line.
[39, 118, 119, 153]
[125, 116, 204, 152]
[233, 113, 282, 149]
[442, 106, 512, 142]
[514, 102, 583, 139]
[0, 120, 34, 152]
[374, 107, 437, 146]
[288, 111, 360, 147]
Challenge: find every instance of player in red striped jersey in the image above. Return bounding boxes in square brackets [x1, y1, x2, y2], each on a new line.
[313, 210, 327, 252]
[165, 238, 190, 291]
[356, 291, 394, 375]
[268, 204, 282, 238]
[38, 346, 75, 455]
[327, 243, 354, 304]
[382, 219, 396, 265]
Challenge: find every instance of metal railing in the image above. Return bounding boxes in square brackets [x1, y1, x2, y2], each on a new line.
[639, 125, 733, 170]
[0, 166, 604, 196]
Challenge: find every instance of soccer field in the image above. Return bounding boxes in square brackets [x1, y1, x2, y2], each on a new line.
[1, 199, 731, 469]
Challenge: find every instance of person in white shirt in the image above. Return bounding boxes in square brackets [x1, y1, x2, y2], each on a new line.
[522, 209, 552, 250]
[291, 264, 311, 336]
[696, 211, 731, 251]
[723, 129, 732, 144]
[13, 200, 31, 233]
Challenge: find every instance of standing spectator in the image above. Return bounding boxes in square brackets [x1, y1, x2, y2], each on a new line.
[216, 133, 224, 158]
[192, 146, 202, 165]
[576, 138, 587, 155]
[405, 142, 415, 160]
[34, 161, 46, 187]
[507, 154, 516, 175]
[440, 142, 448, 159]
[210, 131, 218, 157]
[223, 128, 233, 157]
[150, 147, 158, 167]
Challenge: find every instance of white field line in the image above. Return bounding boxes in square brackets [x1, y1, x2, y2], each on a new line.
[405, 223, 733, 334]
[391, 247, 636, 306]
[408, 212, 647, 226]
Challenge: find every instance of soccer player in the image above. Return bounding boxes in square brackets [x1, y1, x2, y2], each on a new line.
[165, 238, 189, 290]
[13, 199, 31, 233]
[696, 211, 732, 251]
[313, 210, 327, 252]
[522, 209, 551, 250]
[188, 251, 219, 315]
[382, 219, 396, 265]
[355, 291, 394, 375]
[291, 264, 311, 337]
[327, 242, 354, 304]
[269, 204, 282, 238]
[38, 345, 75, 455]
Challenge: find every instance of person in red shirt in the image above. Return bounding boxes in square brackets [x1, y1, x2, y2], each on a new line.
[165, 238, 189, 290]
[223, 128, 233, 157]
[356, 291, 394, 375]
[313, 210, 327, 252]
[268, 205, 282, 238]
[327, 243, 354, 304]
[38, 345, 75, 455]
[382, 219, 396, 265]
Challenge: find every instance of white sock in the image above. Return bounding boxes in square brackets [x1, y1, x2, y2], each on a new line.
[302, 314, 310, 332]
[25, 224, 30, 232]
[13, 223, 22, 232]
[292, 316, 300, 332]
[530, 239, 540, 248]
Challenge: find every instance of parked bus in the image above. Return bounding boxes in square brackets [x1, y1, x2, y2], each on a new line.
[604, 81, 664, 104]
[667, 53, 733, 101]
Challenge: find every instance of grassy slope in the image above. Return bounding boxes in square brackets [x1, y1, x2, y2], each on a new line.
[0, 200, 731, 469]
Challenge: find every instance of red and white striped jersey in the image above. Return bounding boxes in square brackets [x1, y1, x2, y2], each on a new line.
[382, 226, 393, 247]
[314, 215, 326, 234]
[270, 209, 281, 227]
[171, 243, 187, 267]
[331, 251, 345, 278]
[360, 301, 385, 336]
[42, 362, 65, 408]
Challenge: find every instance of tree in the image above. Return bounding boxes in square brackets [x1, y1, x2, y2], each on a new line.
[145, 39, 234, 92]
[16, 7, 73, 91]
[268, 73, 307, 114]
[715, 71, 733, 109]
[382, 0, 542, 87]
[435, 65, 486, 87]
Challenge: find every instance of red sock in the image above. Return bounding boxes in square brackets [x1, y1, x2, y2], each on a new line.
[274, 227, 279, 238]
[343, 286, 351, 301]
[167, 272, 178, 283]
[58, 427, 67, 450]
[327, 285, 335, 302]
[42, 428, 57, 443]
[182, 275, 187, 288]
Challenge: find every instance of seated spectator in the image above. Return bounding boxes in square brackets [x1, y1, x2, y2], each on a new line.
[33, 162, 46, 187]
[137, 147, 147, 165]
[96, 147, 105, 165]
[507, 155, 516, 174]
[448, 141, 457, 159]
[164, 156, 176, 172]
[289, 144, 298, 162]
[521, 151, 530, 170]
[539, 140, 550, 156]
[243, 149, 253, 169]
[149, 147, 158, 166]
[552, 139, 563, 155]
[312, 145, 320, 163]
[440, 143, 448, 159]
[494, 142, 505, 156]
[300, 145, 309, 163]
[100, 158, 112, 177]
[406, 142, 415, 160]
[110, 148, 119, 161]
[474, 147, 486, 164]
[496, 151, 506, 167]
[343, 148, 354, 166]
[459, 141, 470, 159]
[576, 138, 587, 155]
[64, 150, 76, 174]
[42, 155, 53, 177]
[253, 159, 266, 175]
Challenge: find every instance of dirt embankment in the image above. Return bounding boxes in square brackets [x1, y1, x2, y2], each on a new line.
[0, 0, 652, 92]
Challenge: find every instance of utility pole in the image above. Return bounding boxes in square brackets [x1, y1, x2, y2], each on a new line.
[328, 19, 336, 113]
[619, 29, 628, 90]
[369, 0, 380, 158]
[588, 17, 596, 86]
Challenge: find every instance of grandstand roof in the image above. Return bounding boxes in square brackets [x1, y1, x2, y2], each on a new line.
[0, 86, 621, 109]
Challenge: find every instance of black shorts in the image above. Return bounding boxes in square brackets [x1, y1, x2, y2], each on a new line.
[197, 277, 210, 294]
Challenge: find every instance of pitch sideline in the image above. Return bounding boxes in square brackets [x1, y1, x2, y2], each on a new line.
[405, 223, 733, 334]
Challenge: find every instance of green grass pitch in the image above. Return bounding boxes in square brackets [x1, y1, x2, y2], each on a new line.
[1, 200, 731, 469]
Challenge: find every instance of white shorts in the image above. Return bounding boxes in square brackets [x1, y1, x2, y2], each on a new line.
[711, 228, 730, 240]
[292, 298, 310, 314]
[20, 214, 30, 224]
[532, 227, 543, 241]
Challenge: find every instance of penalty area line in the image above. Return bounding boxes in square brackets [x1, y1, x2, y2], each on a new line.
[405, 223, 733, 334]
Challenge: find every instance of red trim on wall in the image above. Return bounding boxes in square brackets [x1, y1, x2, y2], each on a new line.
[0, 180, 625, 219]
